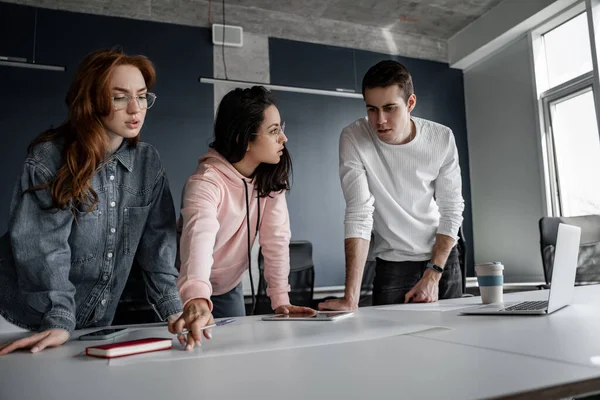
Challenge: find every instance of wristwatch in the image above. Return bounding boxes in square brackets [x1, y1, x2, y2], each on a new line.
[426, 262, 443, 273]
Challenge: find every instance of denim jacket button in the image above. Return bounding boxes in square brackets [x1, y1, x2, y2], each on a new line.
[109, 175, 115, 181]
[107, 252, 113, 259]
[110, 201, 116, 207]
[101, 299, 107, 306]
[110, 228, 116, 234]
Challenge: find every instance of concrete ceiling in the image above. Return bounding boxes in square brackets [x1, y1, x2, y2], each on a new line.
[225, 0, 504, 40]
[3, 0, 505, 62]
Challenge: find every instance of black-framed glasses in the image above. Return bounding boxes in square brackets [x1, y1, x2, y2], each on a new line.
[251, 121, 286, 140]
[111, 92, 157, 111]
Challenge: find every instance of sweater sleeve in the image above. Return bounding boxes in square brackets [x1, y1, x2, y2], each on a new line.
[434, 132, 464, 239]
[339, 130, 375, 240]
[176, 176, 221, 311]
[258, 191, 291, 310]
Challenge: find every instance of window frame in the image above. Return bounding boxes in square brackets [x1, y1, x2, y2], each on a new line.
[531, 0, 600, 217]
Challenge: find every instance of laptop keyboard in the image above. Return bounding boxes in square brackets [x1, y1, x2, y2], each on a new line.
[504, 301, 548, 311]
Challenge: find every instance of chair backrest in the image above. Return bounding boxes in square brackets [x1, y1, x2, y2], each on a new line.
[256, 240, 315, 314]
[457, 226, 468, 294]
[113, 259, 160, 325]
[539, 215, 600, 285]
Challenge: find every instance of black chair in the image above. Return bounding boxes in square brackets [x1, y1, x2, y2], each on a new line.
[112, 260, 161, 325]
[255, 240, 315, 314]
[539, 215, 600, 286]
[457, 225, 470, 296]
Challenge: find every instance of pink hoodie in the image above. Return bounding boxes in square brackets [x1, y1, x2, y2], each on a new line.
[177, 149, 291, 311]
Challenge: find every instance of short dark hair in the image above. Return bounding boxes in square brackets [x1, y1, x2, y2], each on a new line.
[361, 60, 414, 102]
[210, 86, 291, 198]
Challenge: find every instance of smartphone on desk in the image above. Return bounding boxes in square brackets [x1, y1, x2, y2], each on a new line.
[78, 328, 129, 341]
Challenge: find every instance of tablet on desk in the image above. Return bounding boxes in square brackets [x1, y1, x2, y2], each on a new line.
[261, 311, 355, 321]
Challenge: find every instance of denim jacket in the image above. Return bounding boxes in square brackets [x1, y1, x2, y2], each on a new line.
[0, 139, 182, 332]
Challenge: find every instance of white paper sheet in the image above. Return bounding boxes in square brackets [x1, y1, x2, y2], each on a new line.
[106, 315, 447, 366]
[375, 303, 480, 312]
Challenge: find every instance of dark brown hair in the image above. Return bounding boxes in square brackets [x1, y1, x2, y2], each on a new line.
[210, 86, 291, 198]
[362, 60, 414, 102]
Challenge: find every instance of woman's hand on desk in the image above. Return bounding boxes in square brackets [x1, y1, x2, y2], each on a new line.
[0, 328, 70, 356]
[168, 298, 213, 351]
[274, 304, 317, 316]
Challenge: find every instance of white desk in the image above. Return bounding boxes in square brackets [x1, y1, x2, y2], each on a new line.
[1, 286, 599, 400]
[372, 285, 600, 369]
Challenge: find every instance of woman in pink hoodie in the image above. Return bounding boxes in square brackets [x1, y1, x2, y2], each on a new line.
[170, 86, 315, 350]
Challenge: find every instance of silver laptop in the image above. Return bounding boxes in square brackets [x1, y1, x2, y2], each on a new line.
[462, 223, 581, 315]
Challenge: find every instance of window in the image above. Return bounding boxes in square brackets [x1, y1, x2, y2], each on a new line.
[547, 89, 600, 215]
[542, 13, 592, 89]
[534, 8, 600, 216]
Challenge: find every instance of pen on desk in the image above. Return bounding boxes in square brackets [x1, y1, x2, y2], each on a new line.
[174, 318, 236, 335]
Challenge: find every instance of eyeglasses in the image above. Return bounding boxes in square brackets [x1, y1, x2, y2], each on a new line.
[251, 122, 286, 140]
[111, 92, 157, 111]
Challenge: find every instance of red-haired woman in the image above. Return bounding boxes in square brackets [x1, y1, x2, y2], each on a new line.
[0, 49, 182, 355]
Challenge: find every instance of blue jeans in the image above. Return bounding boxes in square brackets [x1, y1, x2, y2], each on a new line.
[373, 246, 463, 305]
[211, 282, 247, 318]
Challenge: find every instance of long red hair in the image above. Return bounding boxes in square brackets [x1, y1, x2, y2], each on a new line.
[27, 48, 156, 211]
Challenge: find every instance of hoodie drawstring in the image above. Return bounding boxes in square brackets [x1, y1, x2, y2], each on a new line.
[243, 179, 260, 315]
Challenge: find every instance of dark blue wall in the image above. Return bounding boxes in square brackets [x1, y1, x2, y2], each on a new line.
[274, 92, 366, 286]
[270, 39, 474, 282]
[0, 2, 215, 236]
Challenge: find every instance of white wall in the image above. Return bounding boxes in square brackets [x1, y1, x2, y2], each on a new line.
[464, 36, 546, 282]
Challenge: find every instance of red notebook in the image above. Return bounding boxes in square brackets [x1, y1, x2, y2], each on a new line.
[85, 337, 173, 359]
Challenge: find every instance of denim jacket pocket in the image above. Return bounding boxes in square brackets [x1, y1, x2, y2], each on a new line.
[70, 208, 100, 265]
[124, 204, 152, 255]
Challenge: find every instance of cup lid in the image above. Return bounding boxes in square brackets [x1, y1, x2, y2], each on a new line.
[475, 262, 504, 272]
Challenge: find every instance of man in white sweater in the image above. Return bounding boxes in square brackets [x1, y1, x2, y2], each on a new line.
[319, 60, 465, 310]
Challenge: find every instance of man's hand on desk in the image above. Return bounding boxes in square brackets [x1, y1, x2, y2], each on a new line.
[274, 304, 317, 316]
[0, 328, 70, 356]
[404, 269, 440, 303]
[168, 298, 213, 351]
[317, 297, 358, 312]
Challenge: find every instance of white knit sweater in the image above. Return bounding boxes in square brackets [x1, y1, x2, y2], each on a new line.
[339, 116, 464, 261]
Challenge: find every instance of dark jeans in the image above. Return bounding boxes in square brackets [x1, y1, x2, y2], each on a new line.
[373, 246, 462, 305]
[211, 282, 246, 318]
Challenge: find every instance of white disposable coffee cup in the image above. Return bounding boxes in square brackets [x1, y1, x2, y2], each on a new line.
[475, 262, 504, 304]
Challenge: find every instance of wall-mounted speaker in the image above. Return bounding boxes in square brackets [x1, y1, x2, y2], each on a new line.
[212, 23, 243, 47]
